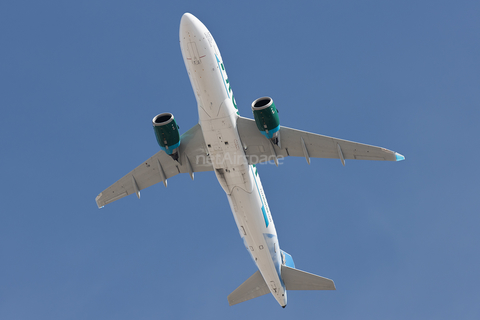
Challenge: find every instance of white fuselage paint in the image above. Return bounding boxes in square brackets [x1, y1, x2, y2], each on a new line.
[179, 13, 287, 306]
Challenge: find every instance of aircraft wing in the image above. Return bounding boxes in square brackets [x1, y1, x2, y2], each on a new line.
[237, 116, 404, 164]
[95, 124, 212, 208]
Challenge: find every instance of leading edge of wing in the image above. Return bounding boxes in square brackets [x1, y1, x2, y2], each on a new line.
[95, 124, 212, 208]
[237, 116, 405, 164]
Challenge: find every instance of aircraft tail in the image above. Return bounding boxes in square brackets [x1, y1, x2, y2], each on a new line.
[228, 250, 335, 306]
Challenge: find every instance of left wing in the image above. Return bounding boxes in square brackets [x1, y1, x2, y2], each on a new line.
[95, 124, 212, 208]
[237, 116, 404, 165]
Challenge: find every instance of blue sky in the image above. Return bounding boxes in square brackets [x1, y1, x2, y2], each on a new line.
[1, 0, 479, 319]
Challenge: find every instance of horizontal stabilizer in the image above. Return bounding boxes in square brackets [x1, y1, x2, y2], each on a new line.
[281, 265, 336, 291]
[228, 270, 270, 306]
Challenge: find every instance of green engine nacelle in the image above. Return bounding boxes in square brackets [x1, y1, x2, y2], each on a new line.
[152, 113, 180, 157]
[252, 97, 280, 140]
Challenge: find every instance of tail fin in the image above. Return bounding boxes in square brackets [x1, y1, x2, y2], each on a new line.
[228, 252, 335, 306]
[227, 270, 270, 306]
[281, 265, 336, 291]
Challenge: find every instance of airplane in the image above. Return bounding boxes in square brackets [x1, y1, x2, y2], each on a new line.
[95, 13, 405, 308]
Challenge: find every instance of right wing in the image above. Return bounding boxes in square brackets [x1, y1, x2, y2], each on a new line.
[237, 117, 404, 164]
[95, 124, 212, 208]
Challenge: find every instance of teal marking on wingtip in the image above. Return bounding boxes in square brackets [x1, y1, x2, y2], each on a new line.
[395, 153, 405, 161]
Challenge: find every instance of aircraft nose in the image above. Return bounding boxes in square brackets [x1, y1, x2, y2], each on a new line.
[180, 13, 200, 32]
[181, 12, 194, 25]
[180, 13, 208, 46]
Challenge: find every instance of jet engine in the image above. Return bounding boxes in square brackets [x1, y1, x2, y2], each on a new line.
[152, 112, 181, 160]
[251, 97, 280, 146]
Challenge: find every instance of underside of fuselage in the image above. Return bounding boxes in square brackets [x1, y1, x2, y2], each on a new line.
[179, 12, 287, 307]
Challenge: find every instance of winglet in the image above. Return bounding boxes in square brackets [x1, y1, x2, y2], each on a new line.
[395, 153, 405, 161]
[96, 193, 103, 208]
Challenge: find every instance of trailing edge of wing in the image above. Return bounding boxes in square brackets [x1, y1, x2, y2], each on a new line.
[95, 124, 213, 208]
[237, 116, 403, 164]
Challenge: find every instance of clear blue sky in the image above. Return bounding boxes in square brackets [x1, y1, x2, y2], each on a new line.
[1, 1, 479, 319]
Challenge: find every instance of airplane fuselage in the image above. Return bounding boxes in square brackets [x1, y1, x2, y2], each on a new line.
[179, 13, 287, 306]
[96, 12, 403, 307]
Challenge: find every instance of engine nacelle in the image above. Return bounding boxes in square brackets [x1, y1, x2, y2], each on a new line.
[252, 97, 280, 146]
[152, 113, 180, 160]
